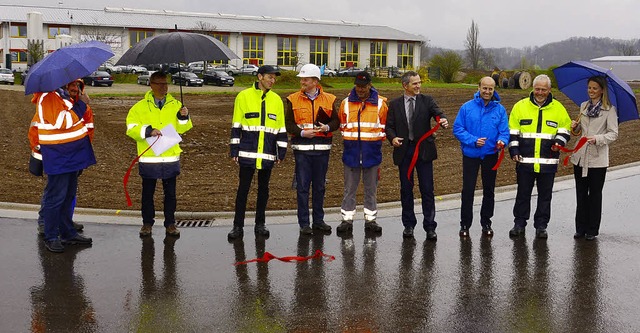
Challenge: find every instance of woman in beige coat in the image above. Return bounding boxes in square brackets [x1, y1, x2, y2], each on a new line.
[569, 76, 618, 240]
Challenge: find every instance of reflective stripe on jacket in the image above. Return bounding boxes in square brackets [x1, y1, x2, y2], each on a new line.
[30, 91, 95, 175]
[508, 92, 571, 173]
[125, 91, 193, 163]
[286, 85, 336, 152]
[339, 87, 388, 168]
[230, 83, 287, 169]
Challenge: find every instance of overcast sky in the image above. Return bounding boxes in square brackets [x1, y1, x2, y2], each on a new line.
[17, 0, 640, 49]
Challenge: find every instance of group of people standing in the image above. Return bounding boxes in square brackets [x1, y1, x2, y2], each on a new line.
[30, 65, 618, 253]
[225, 66, 618, 243]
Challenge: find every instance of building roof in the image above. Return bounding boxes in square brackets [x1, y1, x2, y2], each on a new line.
[591, 56, 640, 62]
[0, 4, 423, 42]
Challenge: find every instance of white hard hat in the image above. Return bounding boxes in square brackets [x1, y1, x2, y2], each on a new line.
[297, 64, 322, 80]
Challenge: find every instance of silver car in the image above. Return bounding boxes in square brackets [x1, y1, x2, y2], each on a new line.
[0, 68, 15, 85]
[137, 70, 156, 85]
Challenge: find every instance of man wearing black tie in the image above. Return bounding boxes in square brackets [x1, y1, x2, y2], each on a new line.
[385, 71, 448, 240]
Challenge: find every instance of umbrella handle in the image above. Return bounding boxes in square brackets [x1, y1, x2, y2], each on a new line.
[570, 114, 582, 136]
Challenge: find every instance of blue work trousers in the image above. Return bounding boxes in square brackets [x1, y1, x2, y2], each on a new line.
[42, 171, 79, 241]
[294, 152, 330, 227]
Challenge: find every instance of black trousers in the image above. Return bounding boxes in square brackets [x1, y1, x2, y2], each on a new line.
[574, 166, 607, 236]
[141, 177, 176, 227]
[460, 153, 498, 228]
[233, 166, 272, 228]
[513, 170, 555, 229]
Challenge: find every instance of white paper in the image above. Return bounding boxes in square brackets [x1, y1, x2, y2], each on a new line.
[146, 123, 182, 156]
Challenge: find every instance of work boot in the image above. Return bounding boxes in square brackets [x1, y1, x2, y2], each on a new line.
[44, 239, 64, 253]
[72, 221, 84, 232]
[254, 224, 270, 238]
[364, 220, 382, 233]
[166, 224, 180, 237]
[61, 234, 93, 246]
[227, 227, 244, 240]
[300, 226, 313, 235]
[312, 222, 332, 233]
[535, 228, 548, 239]
[139, 224, 152, 237]
[509, 226, 525, 238]
[336, 220, 353, 234]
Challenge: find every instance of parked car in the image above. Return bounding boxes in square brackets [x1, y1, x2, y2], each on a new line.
[187, 61, 212, 74]
[122, 65, 147, 74]
[0, 68, 15, 85]
[171, 72, 203, 86]
[240, 64, 259, 75]
[203, 70, 235, 86]
[213, 64, 241, 76]
[165, 63, 189, 74]
[20, 68, 28, 85]
[98, 63, 122, 74]
[337, 67, 363, 77]
[322, 68, 337, 77]
[82, 71, 113, 87]
[137, 70, 156, 85]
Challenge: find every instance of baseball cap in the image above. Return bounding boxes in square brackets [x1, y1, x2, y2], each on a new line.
[354, 71, 372, 85]
[257, 65, 281, 76]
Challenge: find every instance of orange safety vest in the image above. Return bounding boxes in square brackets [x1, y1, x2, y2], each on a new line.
[32, 92, 88, 146]
[287, 86, 336, 151]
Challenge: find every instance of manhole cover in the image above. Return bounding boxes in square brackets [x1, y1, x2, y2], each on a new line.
[175, 220, 213, 227]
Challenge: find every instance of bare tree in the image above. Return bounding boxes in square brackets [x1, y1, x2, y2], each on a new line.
[617, 40, 638, 56]
[465, 20, 482, 70]
[193, 21, 217, 34]
[419, 37, 431, 63]
[78, 26, 124, 55]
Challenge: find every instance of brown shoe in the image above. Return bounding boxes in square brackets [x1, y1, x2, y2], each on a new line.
[166, 224, 180, 237]
[139, 224, 152, 237]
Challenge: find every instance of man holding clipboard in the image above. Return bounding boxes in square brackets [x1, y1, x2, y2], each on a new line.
[285, 64, 340, 235]
[126, 72, 193, 238]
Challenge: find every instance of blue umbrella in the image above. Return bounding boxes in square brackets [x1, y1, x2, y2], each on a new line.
[552, 61, 639, 123]
[24, 40, 114, 95]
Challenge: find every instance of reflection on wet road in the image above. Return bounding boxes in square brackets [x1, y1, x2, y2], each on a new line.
[1, 170, 640, 331]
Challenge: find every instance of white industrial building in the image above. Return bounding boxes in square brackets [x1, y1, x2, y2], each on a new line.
[591, 56, 640, 81]
[0, 4, 423, 72]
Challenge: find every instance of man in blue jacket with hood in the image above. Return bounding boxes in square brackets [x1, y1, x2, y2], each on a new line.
[453, 76, 510, 238]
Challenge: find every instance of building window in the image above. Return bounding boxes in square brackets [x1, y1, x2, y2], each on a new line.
[243, 35, 264, 65]
[209, 33, 229, 64]
[397, 42, 415, 69]
[309, 38, 329, 67]
[277, 36, 297, 67]
[340, 39, 359, 68]
[48, 26, 70, 39]
[10, 24, 27, 38]
[129, 30, 154, 47]
[369, 41, 388, 68]
[11, 50, 27, 62]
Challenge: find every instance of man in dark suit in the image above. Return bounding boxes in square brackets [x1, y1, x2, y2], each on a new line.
[386, 71, 448, 240]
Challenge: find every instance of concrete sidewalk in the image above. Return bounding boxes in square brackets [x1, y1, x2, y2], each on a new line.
[2, 162, 640, 226]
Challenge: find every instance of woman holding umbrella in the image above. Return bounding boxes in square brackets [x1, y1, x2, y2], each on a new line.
[569, 76, 618, 241]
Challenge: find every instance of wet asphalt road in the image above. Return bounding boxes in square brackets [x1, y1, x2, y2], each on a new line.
[1, 167, 640, 332]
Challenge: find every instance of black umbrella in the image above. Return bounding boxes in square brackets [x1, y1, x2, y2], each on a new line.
[116, 32, 240, 103]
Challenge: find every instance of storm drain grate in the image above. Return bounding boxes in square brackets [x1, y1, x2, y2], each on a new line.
[175, 220, 213, 227]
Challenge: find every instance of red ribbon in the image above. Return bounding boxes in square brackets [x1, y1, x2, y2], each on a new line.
[407, 116, 441, 181]
[123, 136, 159, 207]
[491, 142, 505, 171]
[234, 250, 335, 266]
[554, 136, 589, 166]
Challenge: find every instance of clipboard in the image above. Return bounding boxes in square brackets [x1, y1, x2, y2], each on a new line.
[315, 107, 332, 126]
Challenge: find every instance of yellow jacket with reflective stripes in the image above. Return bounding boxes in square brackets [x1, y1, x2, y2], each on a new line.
[508, 92, 571, 173]
[230, 83, 288, 169]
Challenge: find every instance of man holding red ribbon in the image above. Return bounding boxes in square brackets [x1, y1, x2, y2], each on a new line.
[126, 72, 192, 238]
[508, 74, 571, 239]
[453, 76, 510, 238]
[386, 71, 448, 240]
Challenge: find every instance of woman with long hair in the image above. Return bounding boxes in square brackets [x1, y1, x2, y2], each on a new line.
[569, 76, 618, 240]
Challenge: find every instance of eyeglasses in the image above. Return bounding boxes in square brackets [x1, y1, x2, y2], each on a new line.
[151, 82, 168, 86]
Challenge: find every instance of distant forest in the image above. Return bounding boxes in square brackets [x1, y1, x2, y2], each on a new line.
[423, 37, 640, 70]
